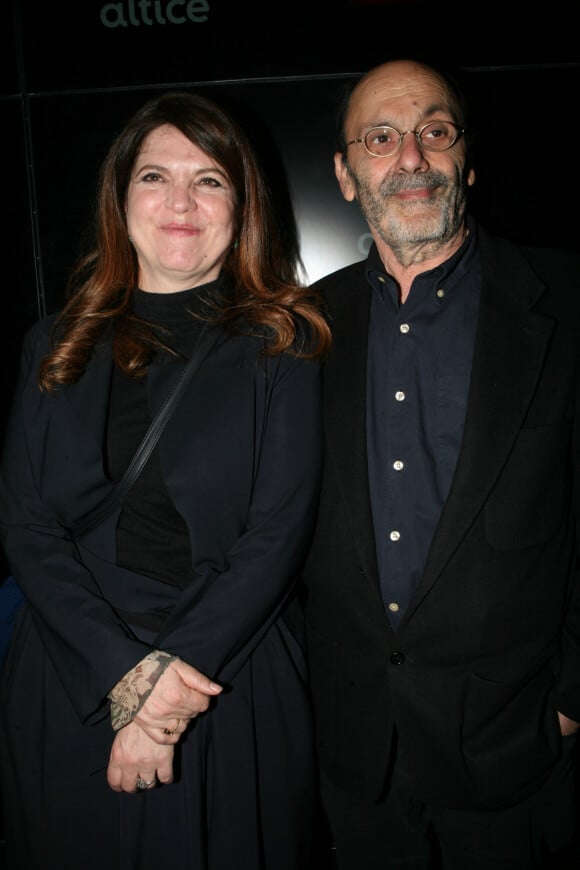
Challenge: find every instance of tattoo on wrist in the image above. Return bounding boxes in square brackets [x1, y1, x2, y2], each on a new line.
[107, 650, 176, 731]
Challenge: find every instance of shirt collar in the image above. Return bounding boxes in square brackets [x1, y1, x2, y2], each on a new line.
[366, 215, 479, 301]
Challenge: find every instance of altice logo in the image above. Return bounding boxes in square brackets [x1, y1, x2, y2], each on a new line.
[100, 0, 210, 28]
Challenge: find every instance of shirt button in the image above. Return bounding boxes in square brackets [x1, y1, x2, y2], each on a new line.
[388, 602, 399, 613]
[395, 391, 405, 402]
[390, 651, 405, 665]
[393, 460, 404, 471]
[389, 530, 400, 541]
[436, 288, 445, 299]
[399, 323, 410, 333]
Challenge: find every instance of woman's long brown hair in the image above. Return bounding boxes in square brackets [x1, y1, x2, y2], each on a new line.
[39, 91, 331, 392]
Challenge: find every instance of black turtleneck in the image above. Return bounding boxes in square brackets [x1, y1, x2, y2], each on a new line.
[106, 283, 221, 626]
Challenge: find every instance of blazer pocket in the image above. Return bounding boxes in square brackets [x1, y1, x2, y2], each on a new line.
[462, 663, 560, 800]
[484, 422, 570, 549]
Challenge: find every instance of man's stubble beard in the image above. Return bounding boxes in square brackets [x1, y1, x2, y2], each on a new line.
[352, 166, 469, 262]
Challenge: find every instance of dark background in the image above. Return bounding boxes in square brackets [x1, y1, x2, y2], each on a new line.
[1, 2, 579, 863]
[3, 0, 579, 427]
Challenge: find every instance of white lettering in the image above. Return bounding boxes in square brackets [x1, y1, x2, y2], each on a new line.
[128, 0, 140, 25]
[100, 3, 129, 26]
[139, 0, 153, 25]
[166, 0, 186, 23]
[358, 233, 373, 257]
[100, 0, 209, 27]
[187, 0, 209, 22]
[154, 0, 167, 23]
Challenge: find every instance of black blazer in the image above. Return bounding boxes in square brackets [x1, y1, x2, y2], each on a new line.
[0, 320, 322, 866]
[303, 225, 580, 810]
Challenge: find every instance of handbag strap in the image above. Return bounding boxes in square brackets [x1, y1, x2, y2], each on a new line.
[70, 323, 221, 540]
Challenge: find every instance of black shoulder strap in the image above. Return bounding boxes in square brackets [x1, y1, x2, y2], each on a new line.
[71, 324, 221, 540]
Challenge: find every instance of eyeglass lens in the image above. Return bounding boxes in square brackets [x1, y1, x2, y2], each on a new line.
[365, 122, 459, 156]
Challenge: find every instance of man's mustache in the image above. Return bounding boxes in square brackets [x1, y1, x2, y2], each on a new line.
[379, 171, 450, 196]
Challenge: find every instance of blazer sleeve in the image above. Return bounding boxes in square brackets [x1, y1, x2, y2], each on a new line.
[0, 322, 152, 723]
[522, 245, 580, 723]
[553, 282, 580, 722]
[154, 348, 323, 683]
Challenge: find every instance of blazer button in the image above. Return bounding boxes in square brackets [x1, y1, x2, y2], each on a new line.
[390, 651, 405, 665]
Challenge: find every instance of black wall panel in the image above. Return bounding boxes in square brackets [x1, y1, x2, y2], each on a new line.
[3, 0, 580, 425]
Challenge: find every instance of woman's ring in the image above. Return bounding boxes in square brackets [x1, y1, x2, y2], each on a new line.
[136, 777, 155, 790]
[162, 717, 181, 736]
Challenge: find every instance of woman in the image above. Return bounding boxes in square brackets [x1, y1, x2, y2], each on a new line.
[0, 91, 331, 870]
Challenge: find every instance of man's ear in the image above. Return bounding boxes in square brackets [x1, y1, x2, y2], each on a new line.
[334, 152, 357, 202]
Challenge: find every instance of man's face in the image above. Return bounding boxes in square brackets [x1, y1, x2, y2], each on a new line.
[335, 60, 475, 251]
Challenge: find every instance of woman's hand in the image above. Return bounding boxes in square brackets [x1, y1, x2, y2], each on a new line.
[134, 657, 222, 743]
[107, 719, 175, 793]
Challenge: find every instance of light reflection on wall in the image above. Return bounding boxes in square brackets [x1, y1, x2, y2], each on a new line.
[293, 200, 372, 285]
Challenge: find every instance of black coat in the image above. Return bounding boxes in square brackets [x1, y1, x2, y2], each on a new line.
[0, 319, 323, 870]
[303, 226, 580, 810]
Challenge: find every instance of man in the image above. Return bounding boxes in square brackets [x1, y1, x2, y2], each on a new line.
[303, 58, 580, 869]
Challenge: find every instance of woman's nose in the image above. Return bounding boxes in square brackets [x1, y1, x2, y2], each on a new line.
[169, 184, 196, 211]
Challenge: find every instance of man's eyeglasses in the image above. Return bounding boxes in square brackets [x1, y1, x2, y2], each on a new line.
[346, 121, 464, 158]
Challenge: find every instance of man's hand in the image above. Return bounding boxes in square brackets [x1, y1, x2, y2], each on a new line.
[558, 711, 580, 736]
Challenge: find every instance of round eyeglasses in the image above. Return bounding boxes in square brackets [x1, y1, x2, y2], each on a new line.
[346, 121, 464, 158]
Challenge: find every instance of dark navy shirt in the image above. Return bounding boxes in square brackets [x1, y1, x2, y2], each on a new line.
[366, 220, 481, 629]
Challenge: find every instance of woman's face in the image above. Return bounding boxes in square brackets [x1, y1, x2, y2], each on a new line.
[126, 123, 237, 293]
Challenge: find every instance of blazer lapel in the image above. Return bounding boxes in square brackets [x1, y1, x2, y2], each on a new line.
[325, 275, 380, 581]
[412, 236, 555, 609]
[64, 353, 114, 459]
[34, 347, 116, 528]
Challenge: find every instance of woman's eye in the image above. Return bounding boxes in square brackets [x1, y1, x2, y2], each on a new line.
[198, 176, 222, 188]
[140, 172, 163, 183]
